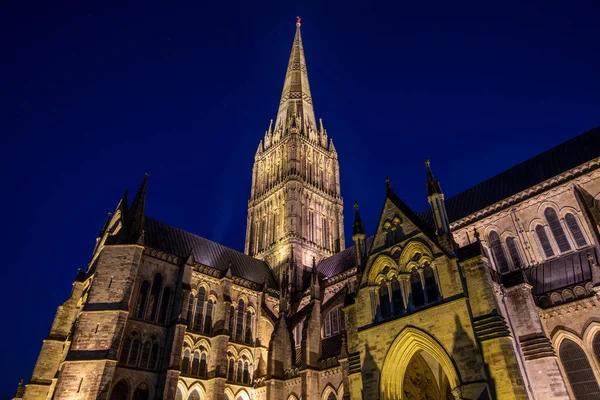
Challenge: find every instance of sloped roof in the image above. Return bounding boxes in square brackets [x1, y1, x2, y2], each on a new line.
[320, 334, 344, 360]
[524, 247, 596, 295]
[317, 236, 374, 279]
[143, 217, 278, 289]
[421, 126, 600, 225]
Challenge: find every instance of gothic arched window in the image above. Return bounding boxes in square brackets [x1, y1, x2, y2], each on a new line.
[379, 282, 391, 319]
[204, 299, 213, 335]
[424, 264, 439, 302]
[191, 352, 200, 376]
[410, 268, 425, 308]
[559, 339, 600, 398]
[110, 381, 129, 400]
[194, 287, 206, 332]
[244, 310, 252, 344]
[139, 341, 151, 368]
[236, 359, 243, 382]
[149, 342, 159, 370]
[535, 225, 555, 258]
[228, 305, 235, 337]
[236, 300, 245, 342]
[545, 208, 572, 253]
[187, 294, 195, 328]
[181, 349, 190, 375]
[391, 278, 404, 315]
[128, 338, 141, 366]
[135, 281, 149, 319]
[505, 237, 522, 269]
[132, 383, 149, 400]
[489, 231, 509, 273]
[158, 287, 171, 324]
[243, 361, 250, 384]
[228, 358, 235, 381]
[188, 391, 201, 400]
[145, 274, 163, 321]
[200, 353, 207, 377]
[565, 213, 587, 248]
[119, 334, 132, 364]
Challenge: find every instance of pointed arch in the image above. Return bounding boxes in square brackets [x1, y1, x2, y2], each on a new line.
[187, 383, 206, 400]
[109, 379, 130, 400]
[398, 240, 434, 271]
[366, 254, 398, 285]
[223, 387, 235, 400]
[234, 389, 251, 400]
[380, 326, 460, 400]
[321, 383, 339, 400]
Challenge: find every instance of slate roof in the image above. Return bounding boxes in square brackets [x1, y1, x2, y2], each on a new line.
[524, 247, 597, 296]
[421, 126, 600, 225]
[317, 236, 374, 279]
[143, 216, 278, 289]
[320, 334, 344, 360]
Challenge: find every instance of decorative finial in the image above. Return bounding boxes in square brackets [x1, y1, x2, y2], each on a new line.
[296, 16, 301, 27]
[473, 227, 480, 241]
[386, 177, 391, 188]
[354, 201, 359, 210]
[145, 170, 150, 177]
[424, 158, 431, 168]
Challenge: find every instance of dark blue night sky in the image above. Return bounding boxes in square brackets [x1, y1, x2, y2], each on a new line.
[1, 0, 599, 396]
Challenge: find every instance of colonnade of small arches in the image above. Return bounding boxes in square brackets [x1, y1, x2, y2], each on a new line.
[367, 242, 442, 322]
[133, 272, 173, 325]
[118, 331, 161, 371]
[186, 285, 216, 336]
[552, 324, 600, 399]
[485, 205, 591, 273]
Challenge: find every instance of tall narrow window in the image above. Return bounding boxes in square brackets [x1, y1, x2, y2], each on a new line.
[187, 294, 194, 328]
[145, 274, 163, 321]
[410, 269, 425, 308]
[203, 299, 213, 335]
[245, 311, 252, 344]
[236, 360, 243, 382]
[194, 287, 205, 332]
[149, 342, 159, 370]
[489, 231, 509, 273]
[505, 237, 522, 269]
[536, 225, 555, 258]
[228, 305, 235, 337]
[139, 341, 151, 368]
[181, 349, 190, 375]
[128, 339, 141, 366]
[424, 265, 439, 302]
[119, 335, 132, 364]
[331, 308, 340, 334]
[565, 213, 587, 248]
[158, 287, 171, 324]
[379, 282, 391, 319]
[392, 278, 404, 314]
[228, 358, 235, 381]
[559, 339, 600, 399]
[200, 353, 207, 377]
[243, 361, 250, 384]
[191, 352, 200, 376]
[236, 300, 245, 342]
[545, 208, 572, 253]
[325, 311, 331, 336]
[135, 281, 149, 319]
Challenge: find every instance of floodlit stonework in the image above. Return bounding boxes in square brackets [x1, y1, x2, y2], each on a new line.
[16, 20, 600, 400]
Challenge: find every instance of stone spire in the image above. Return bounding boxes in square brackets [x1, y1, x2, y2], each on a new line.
[424, 159, 451, 238]
[273, 17, 317, 137]
[353, 201, 367, 270]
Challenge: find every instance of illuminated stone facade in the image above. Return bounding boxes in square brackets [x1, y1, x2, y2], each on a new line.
[17, 20, 600, 400]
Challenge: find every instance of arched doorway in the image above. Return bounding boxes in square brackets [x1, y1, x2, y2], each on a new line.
[380, 327, 460, 400]
[402, 351, 454, 399]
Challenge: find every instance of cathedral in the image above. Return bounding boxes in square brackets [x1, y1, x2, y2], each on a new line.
[16, 20, 600, 400]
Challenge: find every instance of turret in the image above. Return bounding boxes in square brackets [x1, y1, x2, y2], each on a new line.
[352, 201, 367, 270]
[425, 159, 456, 253]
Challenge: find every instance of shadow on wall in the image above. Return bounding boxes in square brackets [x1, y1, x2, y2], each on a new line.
[361, 341, 380, 400]
[452, 314, 494, 400]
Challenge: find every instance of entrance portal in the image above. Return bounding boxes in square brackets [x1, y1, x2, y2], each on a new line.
[402, 351, 454, 400]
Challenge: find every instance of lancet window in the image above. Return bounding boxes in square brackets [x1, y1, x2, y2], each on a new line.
[559, 339, 600, 398]
[187, 286, 215, 335]
[565, 213, 587, 248]
[120, 331, 160, 370]
[134, 273, 172, 325]
[489, 231, 509, 273]
[324, 307, 345, 338]
[230, 298, 254, 344]
[545, 208, 572, 253]
[536, 224, 555, 258]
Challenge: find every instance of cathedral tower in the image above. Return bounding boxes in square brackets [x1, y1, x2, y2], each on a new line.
[245, 19, 344, 288]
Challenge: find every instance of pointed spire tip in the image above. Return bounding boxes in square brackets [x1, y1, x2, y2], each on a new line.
[296, 16, 301, 27]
